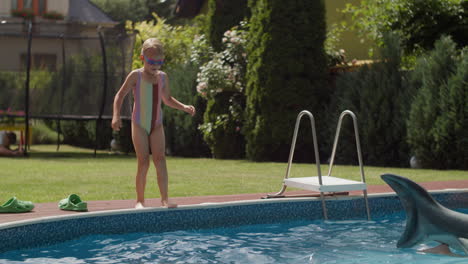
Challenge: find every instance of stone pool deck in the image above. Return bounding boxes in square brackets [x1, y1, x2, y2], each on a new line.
[1, 180, 468, 224]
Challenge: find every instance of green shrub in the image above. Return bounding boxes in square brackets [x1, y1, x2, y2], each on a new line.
[328, 34, 411, 167]
[0, 72, 24, 111]
[36, 50, 123, 150]
[55, 120, 112, 149]
[344, 0, 467, 57]
[407, 36, 467, 169]
[164, 63, 211, 157]
[205, 0, 250, 51]
[31, 120, 63, 144]
[91, 0, 148, 23]
[0, 70, 59, 117]
[199, 91, 245, 159]
[129, 14, 201, 69]
[195, 22, 248, 159]
[48, 119, 132, 152]
[391, 0, 467, 53]
[245, 0, 328, 161]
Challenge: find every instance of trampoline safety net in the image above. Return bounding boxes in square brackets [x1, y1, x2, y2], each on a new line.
[0, 21, 135, 153]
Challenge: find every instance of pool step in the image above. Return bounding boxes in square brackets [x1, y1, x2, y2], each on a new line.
[267, 110, 371, 221]
[284, 176, 367, 193]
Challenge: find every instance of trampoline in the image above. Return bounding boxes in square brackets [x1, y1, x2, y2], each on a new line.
[0, 20, 136, 155]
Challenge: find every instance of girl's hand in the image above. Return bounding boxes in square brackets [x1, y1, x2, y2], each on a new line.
[111, 117, 122, 131]
[184, 105, 196, 116]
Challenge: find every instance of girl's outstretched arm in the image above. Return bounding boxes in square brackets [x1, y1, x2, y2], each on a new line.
[161, 72, 195, 116]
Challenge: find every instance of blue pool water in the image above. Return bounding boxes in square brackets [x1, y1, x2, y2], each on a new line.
[1, 209, 467, 264]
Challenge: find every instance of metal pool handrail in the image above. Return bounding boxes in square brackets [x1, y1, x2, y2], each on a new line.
[268, 110, 322, 197]
[267, 110, 371, 221]
[328, 110, 370, 220]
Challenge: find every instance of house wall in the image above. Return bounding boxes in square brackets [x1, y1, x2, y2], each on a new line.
[0, 37, 64, 71]
[47, 0, 69, 15]
[325, 0, 374, 60]
[0, 34, 113, 72]
[0, 1, 12, 17]
[0, 0, 68, 17]
[0, 0, 121, 72]
[195, 0, 374, 60]
[0, 37, 23, 71]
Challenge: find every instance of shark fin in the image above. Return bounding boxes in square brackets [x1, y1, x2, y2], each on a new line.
[397, 209, 424, 248]
[456, 238, 468, 255]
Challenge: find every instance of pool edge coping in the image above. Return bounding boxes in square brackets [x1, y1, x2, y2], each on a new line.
[1, 188, 467, 231]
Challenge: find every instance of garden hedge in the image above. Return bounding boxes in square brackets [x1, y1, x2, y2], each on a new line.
[327, 34, 411, 167]
[407, 36, 468, 169]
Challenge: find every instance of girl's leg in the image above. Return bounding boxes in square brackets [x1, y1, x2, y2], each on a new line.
[149, 124, 177, 208]
[131, 122, 151, 208]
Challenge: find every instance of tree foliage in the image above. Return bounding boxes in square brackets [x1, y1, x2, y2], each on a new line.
[407, 36, 468, 169]
[205, 0, 250, 51]
[195, 23, 248, 159]
[328, 34, 411, 167]
[91, 0, 178, 24]
[245, 0, 328, 161]
[344, 0, 467, 55]
[391, 0, 467, 53]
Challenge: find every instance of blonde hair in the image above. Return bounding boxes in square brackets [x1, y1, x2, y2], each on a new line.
[141, 38, 164, 56]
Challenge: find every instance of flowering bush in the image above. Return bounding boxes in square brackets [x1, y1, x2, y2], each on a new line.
[198, 93, 244, 135]
[190, 34, 214, 67]
[198, 92, 245, 158]
[42, 11, 64, 20]
[194, 21, 248, 158]
[194, 21, 248, 100]
[327, 48, 347, 67]
[196, 53, 235, 98]
[11, 9, 35, 19]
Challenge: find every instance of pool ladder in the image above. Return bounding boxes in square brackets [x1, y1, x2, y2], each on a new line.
[267, 110, 371, 220]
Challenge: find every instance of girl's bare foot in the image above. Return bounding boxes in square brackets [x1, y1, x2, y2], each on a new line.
[135, 202, 144, 209]
[162, 200, 177, 208]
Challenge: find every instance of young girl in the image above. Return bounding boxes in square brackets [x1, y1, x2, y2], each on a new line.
[112, 38, 195, 209]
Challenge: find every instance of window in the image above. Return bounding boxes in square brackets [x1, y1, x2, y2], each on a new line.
[12, 0, 47, 16]
[24, 0, 32, 9]
[20, 53, 57, 71]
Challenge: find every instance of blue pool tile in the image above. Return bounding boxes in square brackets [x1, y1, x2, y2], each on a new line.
[1, 191, 467, 253]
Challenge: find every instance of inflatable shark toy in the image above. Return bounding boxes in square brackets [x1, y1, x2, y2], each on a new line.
[381, 173, 468, 255]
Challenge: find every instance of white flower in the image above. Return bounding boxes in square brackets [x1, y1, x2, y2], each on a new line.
[196, 82, 207, 93]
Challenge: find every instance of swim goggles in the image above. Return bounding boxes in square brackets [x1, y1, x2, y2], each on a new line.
[142, 55, 164, 66]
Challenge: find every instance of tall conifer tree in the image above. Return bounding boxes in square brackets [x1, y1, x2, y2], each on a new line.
[245, 0, 328, 161]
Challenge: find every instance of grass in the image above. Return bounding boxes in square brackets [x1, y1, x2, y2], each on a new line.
[1, 145, 467, 203]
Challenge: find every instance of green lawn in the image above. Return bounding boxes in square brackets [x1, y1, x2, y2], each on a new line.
[1, 145, 466, 203]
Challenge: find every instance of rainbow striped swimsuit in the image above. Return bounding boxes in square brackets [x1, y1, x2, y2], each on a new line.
[132, 70, 164, 134]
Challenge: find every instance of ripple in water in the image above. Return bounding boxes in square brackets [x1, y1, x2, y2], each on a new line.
[0, 211, 467, 263]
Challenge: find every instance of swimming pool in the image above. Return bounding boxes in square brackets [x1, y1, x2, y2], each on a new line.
[0, 191, 467, 263]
